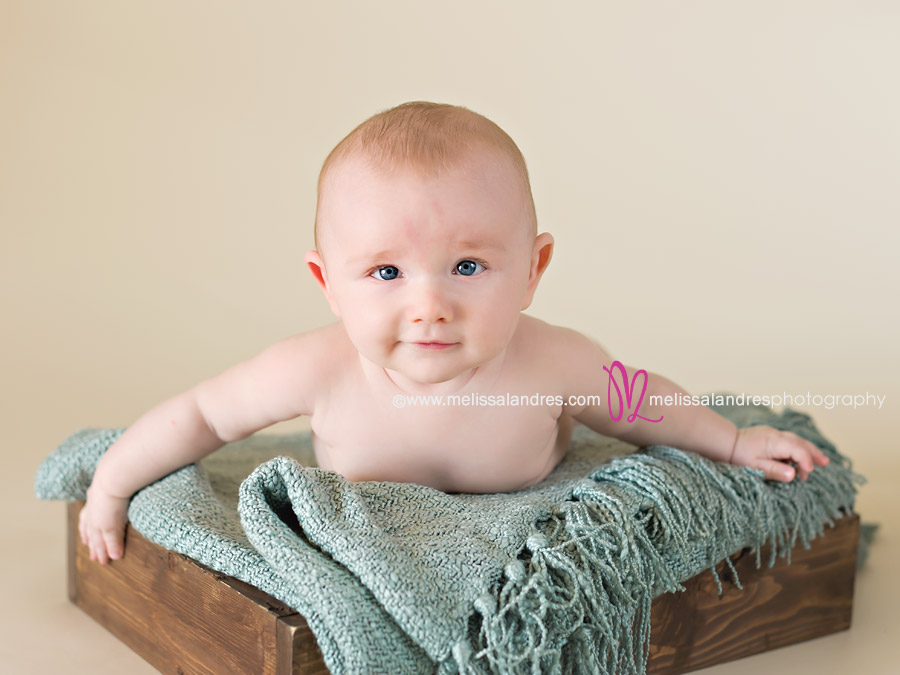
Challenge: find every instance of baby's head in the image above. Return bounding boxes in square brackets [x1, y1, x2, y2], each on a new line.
[314, 101, 538, 247]
[306, 102, 553, 386]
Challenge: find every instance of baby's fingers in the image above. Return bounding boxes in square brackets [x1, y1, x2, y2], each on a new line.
[756, 458, 797, 482]
[82, 518, 125, 565]
[811, 443, 831, 466]
[78, 508, 88, 547]
[88, 527, 124, 565]
[87, 527, 110, 564]
[103, 529, 125, 561]
[771, 431, 827, 480]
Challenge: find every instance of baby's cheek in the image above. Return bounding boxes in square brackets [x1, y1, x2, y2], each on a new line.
[485, 305, 523, 344]
[341, 317, 385, 357]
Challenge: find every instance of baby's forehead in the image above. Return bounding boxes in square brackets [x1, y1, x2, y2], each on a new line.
[323, 144, 520, 191]
[315, 142, 537, 254]
[317, 157, 533, 259]
[324, 153, 527, 221]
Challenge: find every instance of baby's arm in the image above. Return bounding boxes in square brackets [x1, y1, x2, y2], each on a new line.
[561, 331, 829, 481]
[79, 333, 319, 564]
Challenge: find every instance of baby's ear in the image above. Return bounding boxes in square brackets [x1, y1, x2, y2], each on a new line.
[521, 232, 554, 309]
[305, 250, 342, 317]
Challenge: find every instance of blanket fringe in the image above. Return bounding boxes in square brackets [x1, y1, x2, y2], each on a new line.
[455, 410, 863, 674]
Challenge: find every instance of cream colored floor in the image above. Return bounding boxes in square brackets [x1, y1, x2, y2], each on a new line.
[3, 410, 897, 674]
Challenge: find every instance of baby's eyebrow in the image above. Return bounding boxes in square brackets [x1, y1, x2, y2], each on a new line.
[453, 239, 507, 254]
[347, 241, 506, 266]
[347, 249, 397, 265]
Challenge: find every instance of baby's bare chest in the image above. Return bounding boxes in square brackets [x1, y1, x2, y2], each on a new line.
[309, 387, 569, 493]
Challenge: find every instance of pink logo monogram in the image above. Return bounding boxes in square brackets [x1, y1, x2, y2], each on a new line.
[603, 360, 664, 423]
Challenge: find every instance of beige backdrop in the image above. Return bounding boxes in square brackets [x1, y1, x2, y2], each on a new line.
[2, 2, 897, 673]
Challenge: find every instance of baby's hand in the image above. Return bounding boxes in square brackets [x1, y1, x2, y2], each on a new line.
[78, 485, 130, 565]
[730, 425, 830, 482]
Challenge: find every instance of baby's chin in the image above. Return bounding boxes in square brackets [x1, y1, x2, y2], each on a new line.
[380, 355, 482, 389]
[390, 364, 472, 387]
[364, 343, 506, 389]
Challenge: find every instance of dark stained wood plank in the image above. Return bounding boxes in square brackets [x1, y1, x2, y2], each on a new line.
[67, 499, 78, 604]
[278, 614, 329, 675]
[67, 502, 859, 675]
[67, 501, 312, 675]
[647, 513, 859, 674]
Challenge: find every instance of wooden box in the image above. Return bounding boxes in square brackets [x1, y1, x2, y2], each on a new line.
[67, 502, 859, 674]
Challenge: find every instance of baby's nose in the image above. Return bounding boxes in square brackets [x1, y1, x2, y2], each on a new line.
[408, 281, 453, 323]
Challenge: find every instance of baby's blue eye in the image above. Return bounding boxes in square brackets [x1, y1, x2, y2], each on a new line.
[373, 265, 400, 281]
[455, 260, 484, 276]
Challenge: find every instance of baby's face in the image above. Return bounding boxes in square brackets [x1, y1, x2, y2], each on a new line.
[309, 149, 549, 387]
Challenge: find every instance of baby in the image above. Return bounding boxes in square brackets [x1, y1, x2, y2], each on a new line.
[80, 101, 829, 564]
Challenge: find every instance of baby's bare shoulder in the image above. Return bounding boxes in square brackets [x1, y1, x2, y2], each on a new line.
[512, 316, 613, 396]
[514, 315, 610, 360]
[269, 322, 353, 373]
[245, 322, 353, 414]
[191, 323, 353, 425]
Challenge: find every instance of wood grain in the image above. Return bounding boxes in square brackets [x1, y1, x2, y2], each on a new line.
[67, 502, 324, 675]
[647, 513, 858, 674]
[67, 502, 858, 675]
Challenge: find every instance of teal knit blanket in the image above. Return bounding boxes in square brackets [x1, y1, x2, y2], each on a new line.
[35, 402, 862, 674]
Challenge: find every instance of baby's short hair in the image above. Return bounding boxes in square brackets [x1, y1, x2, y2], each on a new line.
[315, 101, 538, 245]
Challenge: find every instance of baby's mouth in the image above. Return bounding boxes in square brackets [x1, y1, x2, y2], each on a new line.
[411, 341, 458, 351]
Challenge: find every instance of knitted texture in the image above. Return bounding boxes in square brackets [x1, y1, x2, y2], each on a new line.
[35, 401, 862, 674]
